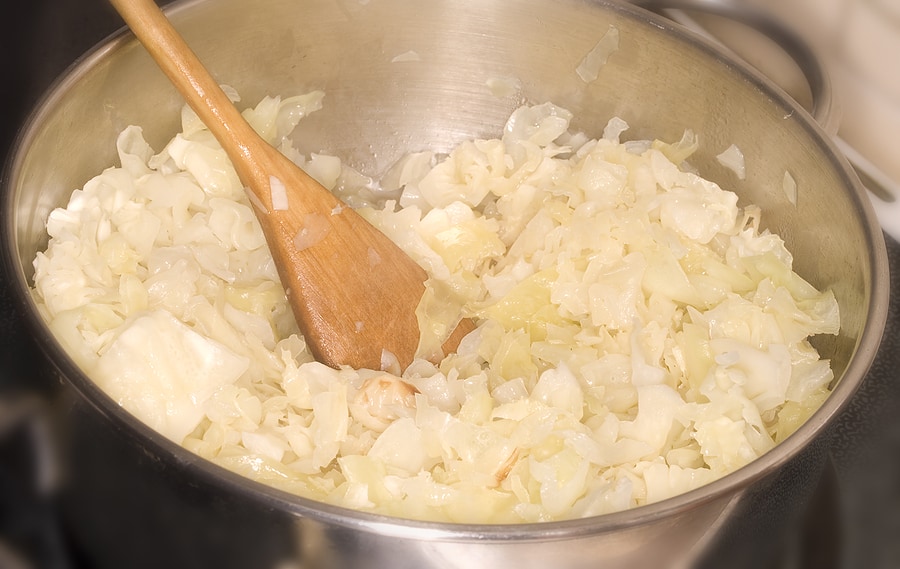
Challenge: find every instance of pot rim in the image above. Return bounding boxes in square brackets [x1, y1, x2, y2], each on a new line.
[1, 0, 890, 542]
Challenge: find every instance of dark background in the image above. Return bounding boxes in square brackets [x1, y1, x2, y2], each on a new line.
[1, 1, 898, 568]
[0, 7, 132, 568]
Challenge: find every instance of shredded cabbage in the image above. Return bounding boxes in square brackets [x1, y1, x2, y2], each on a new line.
[31, 90, 839, 524]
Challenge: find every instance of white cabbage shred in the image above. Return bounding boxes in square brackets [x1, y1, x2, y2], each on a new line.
[717, 143, 746, 180]
[576, 25, 620, 83]
[32, 92, 839, 524]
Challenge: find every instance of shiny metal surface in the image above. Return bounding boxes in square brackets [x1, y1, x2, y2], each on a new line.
[0, 0, 889, 567]
[631, 0, 838, 130]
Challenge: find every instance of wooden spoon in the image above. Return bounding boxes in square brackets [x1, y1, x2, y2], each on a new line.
[108, 0, 473, 370]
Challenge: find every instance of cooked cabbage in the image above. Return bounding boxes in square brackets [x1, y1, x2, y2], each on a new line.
[31, 91, 839, 523]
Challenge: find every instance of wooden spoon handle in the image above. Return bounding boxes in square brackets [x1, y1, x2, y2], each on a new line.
[108, 0, 291, 208]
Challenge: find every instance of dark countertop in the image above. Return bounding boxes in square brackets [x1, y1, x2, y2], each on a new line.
[1, 2, 898, 568]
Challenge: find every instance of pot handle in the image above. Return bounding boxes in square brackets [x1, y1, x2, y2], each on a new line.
[631, 0, 900, 243]
[0, 394, 61, 495]
[0, 393, 66, 564]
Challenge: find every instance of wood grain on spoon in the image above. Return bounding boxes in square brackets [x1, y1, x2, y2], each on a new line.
[108, 0, 472, 370]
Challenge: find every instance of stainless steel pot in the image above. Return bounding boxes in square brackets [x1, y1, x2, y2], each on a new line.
[1, 0, 889, 568]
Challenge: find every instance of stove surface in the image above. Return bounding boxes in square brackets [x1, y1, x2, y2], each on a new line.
[1, 1, 898, 568]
